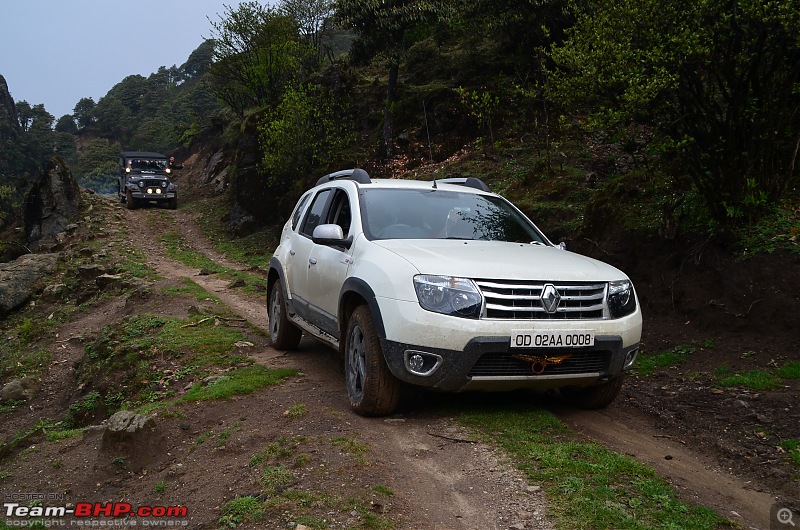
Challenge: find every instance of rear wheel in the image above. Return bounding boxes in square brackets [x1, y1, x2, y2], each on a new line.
[268, 279, 302, 350]
[561, 375, 625, 409]
[345, 305, 401, 416]
[125, 189, 137, 210]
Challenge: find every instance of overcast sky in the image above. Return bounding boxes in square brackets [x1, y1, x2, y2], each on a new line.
[0, 0, 273, 120]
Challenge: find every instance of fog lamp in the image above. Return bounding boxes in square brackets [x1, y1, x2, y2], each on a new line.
[146, 188, 153, 194]
[404, 350, 443, 376]
[408, 354, 425, 372]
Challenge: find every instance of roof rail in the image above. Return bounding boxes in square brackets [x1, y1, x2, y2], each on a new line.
[435, 177, 491, 192]
[316, 168, 371, 186]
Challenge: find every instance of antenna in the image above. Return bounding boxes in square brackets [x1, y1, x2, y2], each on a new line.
[423, 100, 433, 163]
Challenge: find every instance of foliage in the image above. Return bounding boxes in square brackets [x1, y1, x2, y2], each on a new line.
[633, 342, 711, 377]
[207, 2, 303, 118]
[180, 366, 297, 403]
[548, 0, 800, 225]
[279, 0, 335, 68]
[0, 184, 18, 229]
[713, 360, 800, 391]
[219, 496, 265, 528]
[73, 97, 97, 129]
[456, 87, 500, 143]
[781, 439, 800, 468]
[54, 115, 77, 134]
[258, 82, 352, 191]
[714, 366, 783, 391]
[333, 0, 455, 156]
[71, 138, 121, 193]
[735, 198, 800, 258]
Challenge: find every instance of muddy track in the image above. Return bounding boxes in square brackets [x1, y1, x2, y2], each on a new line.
[133, 205, 774, 530]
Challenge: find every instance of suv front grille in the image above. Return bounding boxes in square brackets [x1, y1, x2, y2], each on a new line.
[468, 350, 610, 377]
[140, 179, 167, 188]
[475, 279, 606, 320]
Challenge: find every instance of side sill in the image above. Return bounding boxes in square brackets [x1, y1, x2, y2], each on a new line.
[287, 313, 340, 351]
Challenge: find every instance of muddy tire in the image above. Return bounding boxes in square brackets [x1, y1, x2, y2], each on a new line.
[345, 305, 401, 416]
[168, 197, 178, 210]
[561, 375, 625, 409]
[125, 189, 137, 210]
[268, 279, 302, 350]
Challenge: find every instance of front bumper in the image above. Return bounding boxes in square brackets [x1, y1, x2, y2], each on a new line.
[381, 335, 638, 391]
[131, 191, 175, 201]
[376, 297, 641, 391]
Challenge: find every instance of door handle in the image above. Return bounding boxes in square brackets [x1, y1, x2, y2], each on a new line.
[309, 257, 317, 265]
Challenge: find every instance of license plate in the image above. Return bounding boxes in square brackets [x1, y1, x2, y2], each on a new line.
[510, 330, 594, 348]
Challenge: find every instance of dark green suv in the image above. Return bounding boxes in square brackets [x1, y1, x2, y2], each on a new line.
[118, 151, 178, 210]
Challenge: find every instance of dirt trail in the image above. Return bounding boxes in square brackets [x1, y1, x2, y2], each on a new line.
[554, 404, 775, 529]
[132, 205, 775, 530]
[128, 205, 553, 530]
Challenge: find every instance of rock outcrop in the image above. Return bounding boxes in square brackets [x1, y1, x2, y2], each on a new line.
[0, 253, 59, 315]
[0, 74, 20, 144]
[24, 157, 82, 251]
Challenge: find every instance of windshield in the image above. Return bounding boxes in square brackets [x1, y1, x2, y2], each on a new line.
[360, 188, 549, 244]
[128, 159, 168, 171]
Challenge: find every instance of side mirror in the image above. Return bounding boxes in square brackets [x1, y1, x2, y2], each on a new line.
[312, 224, 352, 249]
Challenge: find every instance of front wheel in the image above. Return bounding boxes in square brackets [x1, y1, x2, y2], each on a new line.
[344, 305, 401, 416]
[268, 279, 302, 350]
[561, 375, 625, 409]
[168, 197, 178, 210]
[125, 189, 137, 210]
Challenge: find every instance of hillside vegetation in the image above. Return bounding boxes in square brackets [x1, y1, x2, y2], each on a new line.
[0, 0, 797, 261]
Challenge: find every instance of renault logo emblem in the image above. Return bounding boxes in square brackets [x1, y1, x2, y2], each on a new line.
[541, 284, 561, 314]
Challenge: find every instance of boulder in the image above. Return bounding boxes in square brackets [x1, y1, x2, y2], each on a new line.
[0, 253, 59, 315]
[99, 411, 166, 472]
[0, 378, 36, 402]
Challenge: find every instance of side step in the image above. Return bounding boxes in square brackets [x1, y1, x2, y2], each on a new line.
[287, 314, 340, 351]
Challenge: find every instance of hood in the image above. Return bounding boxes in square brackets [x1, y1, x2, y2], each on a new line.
[373, 239, 629, 282]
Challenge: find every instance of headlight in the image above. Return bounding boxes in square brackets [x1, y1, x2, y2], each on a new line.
[608, 280, 636, 318]
[413, 275, 482, 318]
[138, 181, 144, 187]
[161, 181, 168, 187]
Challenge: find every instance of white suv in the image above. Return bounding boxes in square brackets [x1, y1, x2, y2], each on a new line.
[268, 169, 642, 416]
